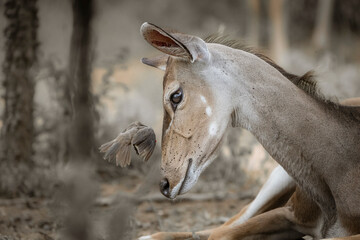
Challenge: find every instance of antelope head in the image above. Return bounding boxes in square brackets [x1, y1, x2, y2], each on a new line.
[141, 23, 233, 199]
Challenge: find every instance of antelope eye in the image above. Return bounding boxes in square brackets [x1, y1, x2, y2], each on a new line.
[170, 88, 183, 110]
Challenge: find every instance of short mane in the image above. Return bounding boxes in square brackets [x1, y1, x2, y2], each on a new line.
[204, 34, 322, 100]
[204, 34, 360, 121]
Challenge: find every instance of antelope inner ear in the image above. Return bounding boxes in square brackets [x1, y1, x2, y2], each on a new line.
[140, 22, 210, 63]
[141, 22, 191, 61]
[141, 55, 168, 71]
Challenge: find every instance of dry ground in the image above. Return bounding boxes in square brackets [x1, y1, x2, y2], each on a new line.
[0, 174, 254, 240]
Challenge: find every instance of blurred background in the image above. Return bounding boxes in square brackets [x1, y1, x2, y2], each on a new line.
[0, 0, 359, 239]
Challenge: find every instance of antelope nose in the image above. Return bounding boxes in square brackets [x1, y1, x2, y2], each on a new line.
[160, 178, 170, 198]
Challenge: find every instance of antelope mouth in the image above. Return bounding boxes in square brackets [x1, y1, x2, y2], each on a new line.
[170, 158, 193, 199]
[169, 137, 224, 199]
[178, 158, 193, 195]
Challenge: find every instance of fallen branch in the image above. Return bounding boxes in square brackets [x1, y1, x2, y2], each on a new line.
[95, 190, 254, 207]
[140, 191, 254, 202]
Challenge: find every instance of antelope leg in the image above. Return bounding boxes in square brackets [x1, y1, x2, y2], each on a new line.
[138, 229, 213, 240]
[209, 186, 321, 240]
[322, 235, 360, 240]
[138, 166, 296, 240]
[208, 207, 305, 240]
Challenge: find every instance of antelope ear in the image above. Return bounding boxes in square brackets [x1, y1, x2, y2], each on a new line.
[141, 55, 168, 71]
[140, 22, 210, 63]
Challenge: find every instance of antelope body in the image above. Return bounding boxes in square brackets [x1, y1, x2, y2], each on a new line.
[139, 22, 360, 240]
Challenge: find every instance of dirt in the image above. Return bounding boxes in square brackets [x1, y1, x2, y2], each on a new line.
[134, 197, 250, 237]
[0, 177, 252, 240]
[0, 198, 55, 240]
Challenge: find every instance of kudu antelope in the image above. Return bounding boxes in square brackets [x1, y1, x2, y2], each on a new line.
[100, 23, 360, 240]
[137, 23, 360, 240]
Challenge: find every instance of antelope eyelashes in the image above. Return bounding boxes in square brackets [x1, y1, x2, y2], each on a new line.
[170, 88, 183, 111]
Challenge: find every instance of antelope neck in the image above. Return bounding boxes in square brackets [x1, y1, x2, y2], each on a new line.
[222, 49, 360, 220]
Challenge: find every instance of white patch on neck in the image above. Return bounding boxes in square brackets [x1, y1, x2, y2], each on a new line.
[206, 106, 212, 116]
[200, 95, 207, 104]
[138, 236, 153, 240]
[209, 122, 218, 136]
[232, 166, 295, 226]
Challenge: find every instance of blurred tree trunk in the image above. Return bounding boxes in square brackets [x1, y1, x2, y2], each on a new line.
[247, 0, 260, 46]
[268, 0, 288, 66]
[62, 3, 96, 239]
[0, 0, 38, 195]
[312, 0, 334, 50]
[68, 0, 95, 162]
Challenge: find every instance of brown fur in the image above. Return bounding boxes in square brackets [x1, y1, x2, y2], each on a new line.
[289, 188, 321, 227]
[204, 34, 360, 122]
[140, 23, 360, 240]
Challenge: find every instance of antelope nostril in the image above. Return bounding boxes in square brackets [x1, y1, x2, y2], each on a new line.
[159, 178, 170, 198]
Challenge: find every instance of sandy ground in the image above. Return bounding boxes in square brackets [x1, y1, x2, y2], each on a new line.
[0, 176, 253, 240]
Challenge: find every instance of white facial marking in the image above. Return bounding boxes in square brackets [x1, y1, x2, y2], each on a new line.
[169, 179, 183, 199]
[232, 166, 295, 226]
[165, 119, 173, 134]
[206, 106, 212, 116]
[180, 154, 217, 195]
[200, 95, 207, 103]
[209, 122, 218, 136]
